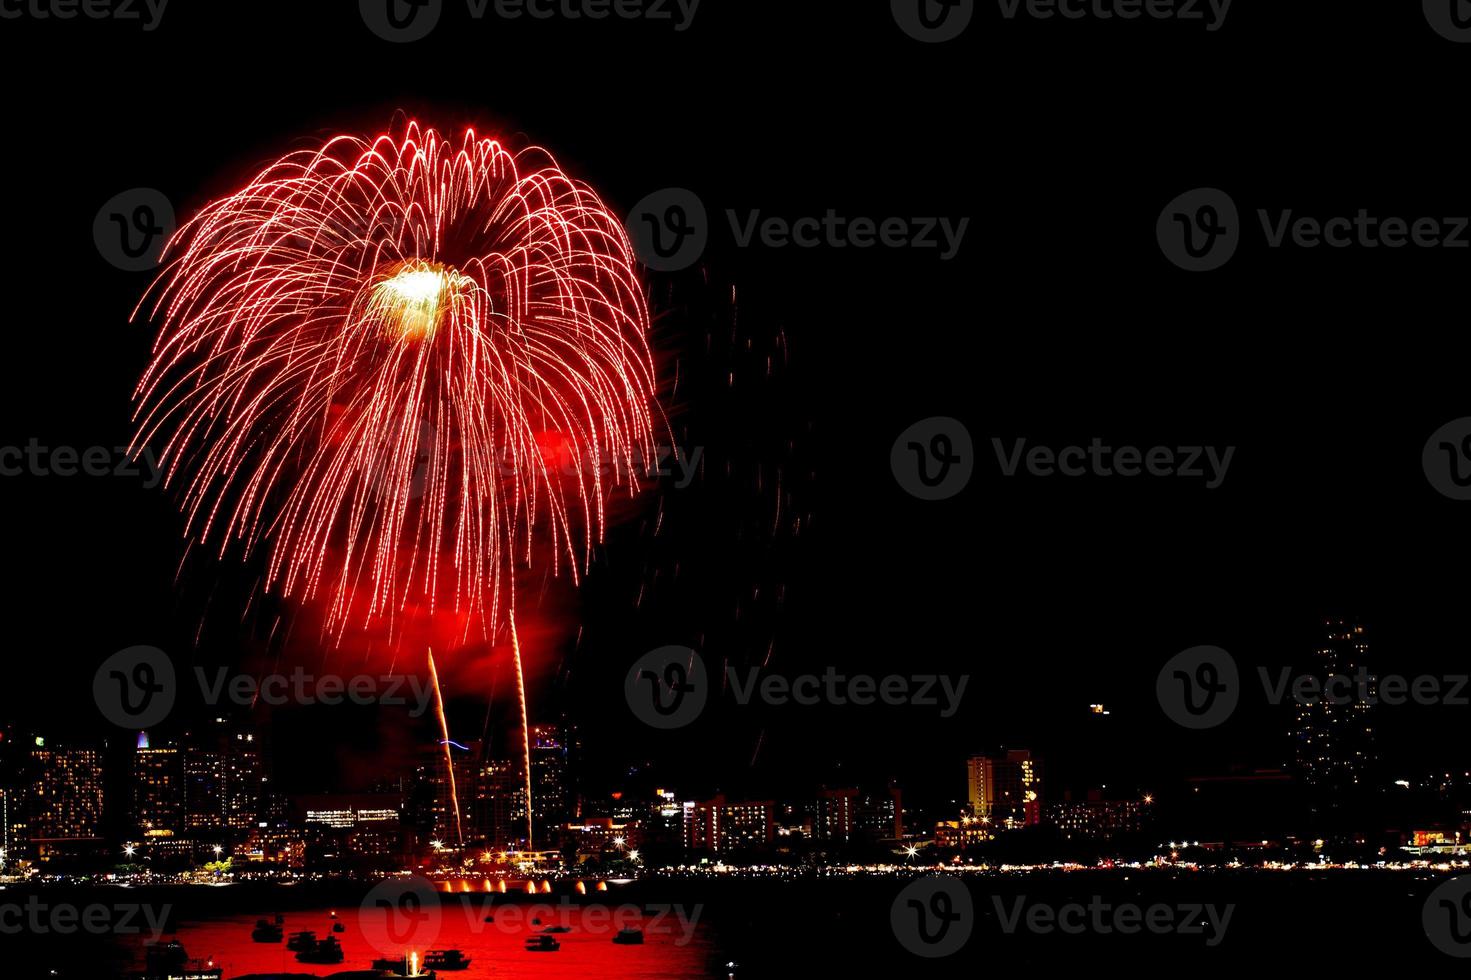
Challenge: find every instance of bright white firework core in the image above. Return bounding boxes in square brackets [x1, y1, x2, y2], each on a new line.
[368, 261, 462, 342]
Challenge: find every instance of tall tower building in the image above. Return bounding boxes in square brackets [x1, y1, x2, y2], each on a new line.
[133, 734, 184, 836]
[966, 749, 1043, 827]
[417, 740, 479, 847]
[1293, 619, 1376, 802]
[471, 758, 526, 850]
[27, 739, 105, 860]
[0, 725, 27, 862]
[224, 730, 263, 830]
[176, 719, 263, 834]
[183, 748, 228, 831]
[529, 722, 575, 841]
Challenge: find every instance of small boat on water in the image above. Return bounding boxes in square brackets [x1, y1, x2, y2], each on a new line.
[333, 921, 347, 933]
[525, 934, 561, 952]
[286, 930, 317, 952]
[251, 918, 283, 942]
[541, 924, 572, 933]
[370, 954, 439, 976]
[613, 927, 645, 945]
[141, 940, 223, 980]
[424, 949, 472, 970]
[296, 934, 345, 964]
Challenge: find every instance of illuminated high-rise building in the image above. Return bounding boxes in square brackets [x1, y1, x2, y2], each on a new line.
[180, 719, 262, 832]
[683, 795, 774, 853]
[529, 721, 580, 841]
[0, 725, 27, 862]
[1293, 619, 1376, 802]
[133, 737, 184, 836]
[816, 787, 858, 843]
[224, 729, 263, 830]
[415, 739, 480, 847]
[471, 758, 526, 849]
[27, 740, 104, 860]
[966, 749, 1042, 827]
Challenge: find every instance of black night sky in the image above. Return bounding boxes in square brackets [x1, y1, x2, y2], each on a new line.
[4, 0, 1471, 821]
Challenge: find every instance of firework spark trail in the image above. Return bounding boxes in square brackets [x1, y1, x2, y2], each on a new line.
[132, 121, 661, 850]
[509, 587, 533, 850]
[426, 649, 464, 847]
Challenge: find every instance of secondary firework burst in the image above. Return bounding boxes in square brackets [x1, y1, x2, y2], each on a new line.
[132, 120, 662, 848]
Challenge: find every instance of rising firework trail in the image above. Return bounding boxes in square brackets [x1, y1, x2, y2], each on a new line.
[426, 649, 464, 848]
[132, 120, 661, 849]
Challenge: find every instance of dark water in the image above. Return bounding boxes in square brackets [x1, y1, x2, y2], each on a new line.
[6, 871, 1464, 977]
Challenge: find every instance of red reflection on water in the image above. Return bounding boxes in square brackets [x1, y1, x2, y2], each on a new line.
[129, 904, 715, 979]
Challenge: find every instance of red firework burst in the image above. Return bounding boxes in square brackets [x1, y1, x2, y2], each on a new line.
[134, 120, 658, 637]
[132, 119, 662, 847]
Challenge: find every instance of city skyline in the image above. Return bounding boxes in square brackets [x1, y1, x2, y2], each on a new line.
[12, 616, 1471, 878]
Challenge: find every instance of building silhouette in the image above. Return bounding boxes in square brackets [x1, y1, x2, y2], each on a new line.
[1293, 619, 1377, 811]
